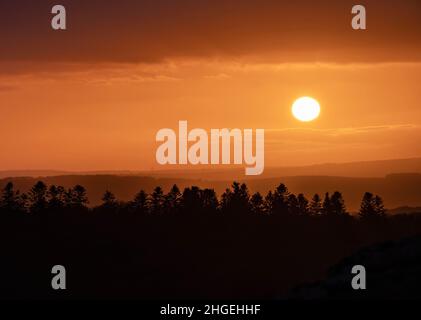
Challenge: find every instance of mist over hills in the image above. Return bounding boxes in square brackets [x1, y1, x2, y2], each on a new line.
[149, 157, 421, 180]
[2, 157, 421, 180]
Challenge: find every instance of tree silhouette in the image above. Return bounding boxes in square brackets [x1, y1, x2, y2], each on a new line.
[250, 192, 264, 215]
[374, 195, 386, 217]
[101, 190, 117, 209]
[309, 194, 322, 216]
[221, 182, 250, 213]
[297, 193, 309, 216]
[70, 185, 89, 208]
[3, 178, 421, 300]
[150, 186, 164, 214]
[0, 180, 396, 222]
[264, 191, 274, 215]
[201, 188, 219, 212]
[0, 182, 24, 213]
[272, 183, 290, 215]
[164, 184, 181, 214]
[359, 192, 386, 221]
[131, 190, 149, 214]
[47, 185, 65, 210]
[287, 194, 300, 215]
[28, 181, 48, 213]
[330, 191, 348, 216]
[322, 192, 332, 216]
[181, 186, 212, 214]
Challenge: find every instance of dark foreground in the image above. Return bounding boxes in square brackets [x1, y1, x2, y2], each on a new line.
[2, 210, 421, 299]
[1, 181, 421, 299]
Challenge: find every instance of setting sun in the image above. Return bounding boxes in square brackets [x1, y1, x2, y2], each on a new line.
[292, 97, 321, 122]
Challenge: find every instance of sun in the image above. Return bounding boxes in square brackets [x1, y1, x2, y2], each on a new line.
[292, 97, 321, 122]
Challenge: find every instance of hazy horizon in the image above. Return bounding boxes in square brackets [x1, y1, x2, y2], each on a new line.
[2, 156, 421, 179]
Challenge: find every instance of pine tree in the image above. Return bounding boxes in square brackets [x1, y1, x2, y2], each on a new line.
[102, 190, 117, 208]
[287, 194, 300, 215]
[164, 184, 181, 213]
[374, 195, 386, 217]
[71, 185, 89, 208]
[220, 182, 250, 213]
[0, 182, 23, 212]
[297, 193, 309, 215]
[182, 186, 202, 212]
[28, 181, 48, 213]
[264, 191, 274, 215]
[359, 192, 386, 221]
[201, 189, 219, 212]
[250, 192, 264, 214]
[309, 193, 322, 216]
[272, 183, 289, 215]
[47, 185, 65, 209]
[322, 192, 332, 215]
[131, 190, 149, 214]
[330, 191, 347, 216]
[151, 186, 164, 214]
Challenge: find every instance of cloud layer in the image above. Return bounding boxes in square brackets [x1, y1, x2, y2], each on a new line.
[1, 0, 420, 66]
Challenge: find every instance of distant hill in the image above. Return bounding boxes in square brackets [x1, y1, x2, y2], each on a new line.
[0, 170, 70, 179]
[2, 173, 421, 212]
[150, 157, 421, 180]
[0, 170, 140, 179]
[2, 157, 421, 180]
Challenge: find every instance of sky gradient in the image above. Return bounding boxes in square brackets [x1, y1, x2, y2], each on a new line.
[1, 0, 421, 171]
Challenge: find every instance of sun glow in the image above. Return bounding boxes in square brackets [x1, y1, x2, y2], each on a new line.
[292, 97, 321, 122]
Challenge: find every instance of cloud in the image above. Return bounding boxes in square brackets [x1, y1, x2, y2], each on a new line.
[266, 124, 419, 136]
[0, 85, 18, 92]
[263, 124, 421, 166]
[0, 62, 183, 85]
[0, 0, 420, 70]
[203, 73, 231, 80]
[266, 124, 421, 150]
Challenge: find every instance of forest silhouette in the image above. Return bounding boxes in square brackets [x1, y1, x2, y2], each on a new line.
[1, 181, 421, 299]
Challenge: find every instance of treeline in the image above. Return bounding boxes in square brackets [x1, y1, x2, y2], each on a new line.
[1, 180, 421, 299]
[0, 180, 386, 220]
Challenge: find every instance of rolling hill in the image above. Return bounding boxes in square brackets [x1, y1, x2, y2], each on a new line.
[2, 157, 421, 180]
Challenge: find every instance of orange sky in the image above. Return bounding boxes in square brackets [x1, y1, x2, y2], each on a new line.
[1, 1, 421, 171]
